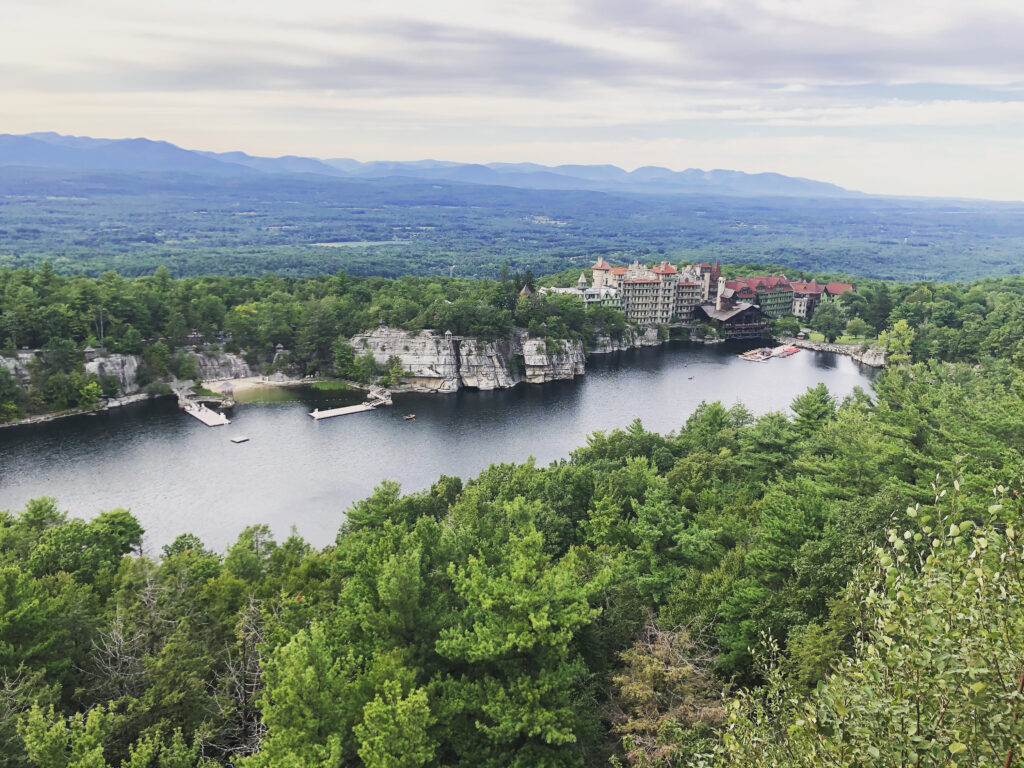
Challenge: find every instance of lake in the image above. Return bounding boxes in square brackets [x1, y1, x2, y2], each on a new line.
[0, 343, 876, 552]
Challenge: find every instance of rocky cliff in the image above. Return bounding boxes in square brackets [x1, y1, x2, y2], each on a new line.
[350, 326, 587, 392]
[456, 338, 521, 390]
[189, 352, 253, 381]
[521, 338, 585, 384]
[351, 327, 460, 392]
[0, 352, 32, 384]
[786, 338, 887, 368]
[590, 326, 662, 354]
[852, 345, 887, 368]
[86, 354, 143, 395]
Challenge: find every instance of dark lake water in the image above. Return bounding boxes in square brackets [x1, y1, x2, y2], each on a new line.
[0, 343, 875, 552]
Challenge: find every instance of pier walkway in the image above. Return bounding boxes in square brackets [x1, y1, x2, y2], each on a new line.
[184, 401, 230, 426]
[308, 386, 392, 421]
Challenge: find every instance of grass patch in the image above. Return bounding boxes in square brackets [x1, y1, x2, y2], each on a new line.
[309, 380, 354, 392]
[192, 385, 221, 397]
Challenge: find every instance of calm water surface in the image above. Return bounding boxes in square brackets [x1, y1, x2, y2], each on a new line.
[0, 343, 875, 551]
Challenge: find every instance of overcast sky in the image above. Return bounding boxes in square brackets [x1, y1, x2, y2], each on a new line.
[4, 0, 1024, 199]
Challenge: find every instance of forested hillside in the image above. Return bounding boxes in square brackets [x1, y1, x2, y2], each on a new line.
[3, 169, 1024, 281]
[0, 264, 631, 421]
[3, 268, 1024, 764]
[8, 259, 1024, 421]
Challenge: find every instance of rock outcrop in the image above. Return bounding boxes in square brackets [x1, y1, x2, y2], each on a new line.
[521, 338, 585, 383]
[0, 352, 32, 384]
[349, 326, 589, 392]
[457, 338, 521, 390]
[351, 327, 460, 392]
[86, 354, 143, 395]
[785, 338, 887, 368]
[189, 352, 253, 381]
[590, 326, 662, 354]
[852, 345, 887, 368]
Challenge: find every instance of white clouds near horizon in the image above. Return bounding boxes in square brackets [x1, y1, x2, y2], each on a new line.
[3, 0, 1024, 199]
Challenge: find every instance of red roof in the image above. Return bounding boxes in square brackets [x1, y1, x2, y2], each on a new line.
[729, 275, 792, 293]
[698, 262, 712, 268]
[611, 267, 627, 275]
[677, 281, 698, 286]
[592, 258, 612, 271]
[625, 279, 660, 284]
[652, 263, 678, 274]
[826, 282, 854, 295]
[791, 280, 824, 294]
[724, 280, 758, 299]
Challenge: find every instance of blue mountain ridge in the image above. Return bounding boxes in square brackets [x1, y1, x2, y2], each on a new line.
[0, 132, 857, 197]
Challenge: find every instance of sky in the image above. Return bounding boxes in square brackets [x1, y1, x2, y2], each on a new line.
[4, 0, 1024, 200]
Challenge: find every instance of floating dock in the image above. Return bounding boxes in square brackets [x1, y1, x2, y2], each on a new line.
[308, 387, 392, 421]
[739, 348, 773, 362]
[184, 402, 230, 426]
[739, 345, 802, 362]
[231, 436, 250, 443]
[310, 403, 377, 420]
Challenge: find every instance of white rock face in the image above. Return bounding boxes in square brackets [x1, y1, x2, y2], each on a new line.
[786, 338, 887, 369]
[521, 338, 585, 383]
[457, 338, 521, 390]
[852, 345, 887, 368]
[351, 327, 460, 392]
[0, 352, 32, 384]
[86, 354, 143, 394]
[634, 326, 663, 347]
[349, 326, 590, 392]
[590, 327, 662, 354]
[190, 352, 253, 381]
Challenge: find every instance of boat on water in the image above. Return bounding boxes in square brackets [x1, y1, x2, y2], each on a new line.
[404, 414, 416, 420]
[739, 345, 802, 362]
[739, 347, 773, 362]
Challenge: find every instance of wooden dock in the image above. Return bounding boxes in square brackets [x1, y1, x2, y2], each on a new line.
[184, 402, 230, 426]
[309, 403, 377, 420]
[308, 386, 392, 421]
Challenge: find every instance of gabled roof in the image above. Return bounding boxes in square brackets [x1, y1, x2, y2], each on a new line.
[611, 266, 627, 275]
[592, 257, 612, 271]
[724, 280, 758, 299]
[699, 301, 760, 322]
[652, 263, 678, 274]
[826, 281, 854, 295]
[726, 275, 792, 294]
[791, 279, 824, 294]
[519, 285, 533, 296]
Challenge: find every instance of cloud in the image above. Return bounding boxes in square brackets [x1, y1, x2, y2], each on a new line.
[1, 0, 1023, 198]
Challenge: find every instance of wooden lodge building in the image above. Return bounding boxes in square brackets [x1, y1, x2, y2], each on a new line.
[695, 278, 770, 339]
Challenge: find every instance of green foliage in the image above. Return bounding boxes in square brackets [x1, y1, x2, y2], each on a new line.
[19, 705, 115, 768]
[810, 298, 845, 342]
[0, 365, 25, 421]
[3, 171, 1024, 283]
[879, 317, 915, 365]
[712, 485, 1024, 767]
[242, 624, 348, 768]
[354, 681, 435, 768]
[8, 278, 1024, 766]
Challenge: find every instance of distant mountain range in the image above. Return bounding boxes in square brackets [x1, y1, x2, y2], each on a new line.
[0, 132, 857, 198]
